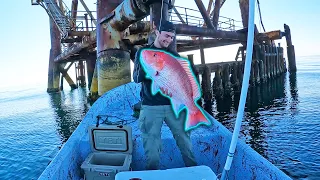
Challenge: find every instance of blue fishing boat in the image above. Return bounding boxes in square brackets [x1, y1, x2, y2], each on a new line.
[37, 0, 292, 178]
[37, 82, 291, 180]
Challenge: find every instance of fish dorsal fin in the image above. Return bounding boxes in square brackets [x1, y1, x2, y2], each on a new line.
[177, 58, 201, 100]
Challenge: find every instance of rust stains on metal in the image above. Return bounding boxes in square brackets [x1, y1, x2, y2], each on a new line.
[96, 0, 151, 96]
[97, 0, 124, 53]
[70, 0, 78, 30]
[105, 0, 149, 32]
[123, 32, 149, 45]
[48, 14, 62, 92]
[129, 21, 151, 34]
[97, 49, 131, 95]
[101, 23, 122, 49]
[54, 30, 96, 63]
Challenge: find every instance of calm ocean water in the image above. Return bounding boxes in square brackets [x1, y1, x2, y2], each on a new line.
[0, 56, 319, 179]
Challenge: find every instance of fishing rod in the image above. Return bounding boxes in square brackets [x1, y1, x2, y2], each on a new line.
[220, 0, 256, 179]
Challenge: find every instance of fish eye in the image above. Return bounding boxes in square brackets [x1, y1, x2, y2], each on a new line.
[153, 53, 157, 57]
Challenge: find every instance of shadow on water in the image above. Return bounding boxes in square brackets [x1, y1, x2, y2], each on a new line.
[208, 72, 299, 159]
[48, 87, 91, 144]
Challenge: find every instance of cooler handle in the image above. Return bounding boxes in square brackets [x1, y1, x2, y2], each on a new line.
[93, 167, 114, 173]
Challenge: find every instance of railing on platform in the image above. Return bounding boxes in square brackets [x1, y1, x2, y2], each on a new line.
[168, 5, 243, 31]
[36, 0, 242, 40]
[70, 11, 97, 32]
[35, 0, 97, 38]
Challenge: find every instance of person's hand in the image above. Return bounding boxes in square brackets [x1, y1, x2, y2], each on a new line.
[160, 87, 172, 97]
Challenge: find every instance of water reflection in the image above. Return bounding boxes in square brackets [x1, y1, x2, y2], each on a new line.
[210, 73, 299, 157]
[48, 88, 90, 143]
[247, 74, 287, 112]
[288, 73, 299, 116]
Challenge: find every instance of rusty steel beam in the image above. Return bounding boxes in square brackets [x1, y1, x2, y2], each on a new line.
[48, 11, 62, 92]
[207, 0, 214, 14]
[55, 0, 150, 65]
[70, 0, 78, 30]
[86, 53, 96, 91]
[55, 25, 249, 64]
[177, 40, 240, 52]
[125, 21, 250, 43]
[168, 0, 175, 17]
[57, 52, 89, 63]
[239, 0, 249, 28]
[122, 33, 242, 48]
[58, 0, 64, 12]
[61, 37, 83, 43]
[194, 0, 215, 29]
[129, 21, 151, 34]
[199, 0, 213, 28]
[58, 65, 77, 89]
[149, 0, 169, 27]
[77, 60, 86, 87]
[177, 38, 242, 45]
[147, 0, 178, 51]
[84, 14, 89, 31]
[123, 32, 149, 45]
[96, 0, 123, 53]
[212, 0, 221, 29]
[239, 0, 259, 39]
[148, 0, 169, 46]
[54, 30, 96, 63]
[91, 0, 119, 98]
[68, 31, 91, 36]
[263, 30, 284, 40]
[175, 24, 246, 40]
[172, 6, 186, 24]
[100, 0, 149, 32]
[96, 0, 151, 96]
[98, 0, 149, 51]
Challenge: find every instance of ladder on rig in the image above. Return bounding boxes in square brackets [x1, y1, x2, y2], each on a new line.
[33, 0, 72, 38]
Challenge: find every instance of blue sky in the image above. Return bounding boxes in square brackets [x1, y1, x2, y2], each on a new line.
[0, 0, 319, 89]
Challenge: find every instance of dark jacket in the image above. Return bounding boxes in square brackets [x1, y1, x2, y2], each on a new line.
[133, 43, 198, 106]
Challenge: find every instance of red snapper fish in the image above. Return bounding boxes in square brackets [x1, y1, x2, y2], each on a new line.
[139, 48, 211, 131]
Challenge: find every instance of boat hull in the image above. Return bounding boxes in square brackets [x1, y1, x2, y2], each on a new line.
[38, 82, 291, 180]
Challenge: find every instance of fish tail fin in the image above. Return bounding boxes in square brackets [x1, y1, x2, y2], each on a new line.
[185, 106, 211, 131]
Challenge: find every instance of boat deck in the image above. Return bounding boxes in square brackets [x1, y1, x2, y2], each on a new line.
[38, 82, 292, 180]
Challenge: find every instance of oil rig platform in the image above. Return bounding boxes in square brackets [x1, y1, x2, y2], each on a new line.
[31, 0, 297, 103]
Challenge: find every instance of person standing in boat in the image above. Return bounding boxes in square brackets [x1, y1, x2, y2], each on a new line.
[133, 20, 198, 170]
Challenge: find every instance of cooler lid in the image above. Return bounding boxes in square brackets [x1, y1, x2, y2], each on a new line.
[88, 125, 133, 154]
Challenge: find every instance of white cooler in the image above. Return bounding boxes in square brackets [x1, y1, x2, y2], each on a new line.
[81, 125, 133, 180]
[115, 165, 217, 180]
